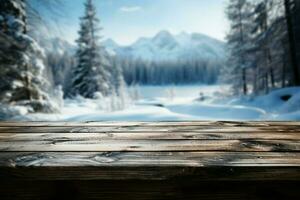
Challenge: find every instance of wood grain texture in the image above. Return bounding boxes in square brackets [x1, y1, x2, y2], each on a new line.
[1, 125, 300, 133]
[1, 152, 300, 167]
[0, 139, 300, 152]
[0, 121, 300, 199]
[1, 122, 300, 152]
[1, 132, 300, 140]
[0, 151, 300, 181]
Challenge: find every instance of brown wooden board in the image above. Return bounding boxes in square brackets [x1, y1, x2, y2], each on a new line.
[0, 152, 300, 181]
[0, 121, 299, 199]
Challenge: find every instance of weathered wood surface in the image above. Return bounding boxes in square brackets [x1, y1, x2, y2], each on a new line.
[0, 122, 300, 152]
[0, 121, 300, 199]
[0, 139, 300, 152]
[0, 152, 300, 181]
[1, 123, 300, 133]
[0, 121, 300, 176]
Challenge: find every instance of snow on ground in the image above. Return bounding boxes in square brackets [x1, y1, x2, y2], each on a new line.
[8, 85, 300, 121]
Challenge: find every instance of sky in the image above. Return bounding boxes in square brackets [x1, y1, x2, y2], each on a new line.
[44, 0, 229, 45]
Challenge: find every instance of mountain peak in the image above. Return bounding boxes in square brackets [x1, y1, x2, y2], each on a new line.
[103, 38, 119, 47]
[177, 31, 189, 37]
[154, 30, 173, 39]
[152, 30, 178, 49]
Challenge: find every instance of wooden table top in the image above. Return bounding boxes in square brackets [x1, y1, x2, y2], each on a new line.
[0, 121, 300, 181]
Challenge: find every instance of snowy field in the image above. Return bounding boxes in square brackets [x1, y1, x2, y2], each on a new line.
[11, 85, 300, 121]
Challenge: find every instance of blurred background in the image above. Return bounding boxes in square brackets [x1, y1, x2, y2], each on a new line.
[0, 0, 300, 121]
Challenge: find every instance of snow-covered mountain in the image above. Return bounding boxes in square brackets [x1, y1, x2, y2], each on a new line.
[37, 30, 226, 61]
[103, 30, 226, 61]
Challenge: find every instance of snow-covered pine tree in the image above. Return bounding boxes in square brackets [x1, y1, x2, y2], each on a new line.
[226, 0, 254, 95]
[251, 0, 290, 94]
[285, 0, 300, 86]
[0, 0, 57, 113]
[251, 1, 273, 94]
[110, 57, 127, 95]
[68, 0, 111, 98]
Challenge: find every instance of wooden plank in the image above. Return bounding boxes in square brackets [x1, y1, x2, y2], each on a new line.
[1, 152, 299, 167]
[0, 121, 300, 127]
[0, 139, 299, 152]
[1, 132, 300, 141]
[1, 125, 300, 133]
[0, 152, 300, 181]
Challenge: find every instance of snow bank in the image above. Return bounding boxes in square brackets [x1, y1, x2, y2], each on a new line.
[230, 87, 300, 112]
[0, 103, 28, 120]
[3, 85, 300, 121]
[227, 87, 300, 121]
[66, 105, 194, 121]
[167, 103, 265, 121]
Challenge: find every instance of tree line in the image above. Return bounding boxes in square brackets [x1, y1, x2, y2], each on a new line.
[225, 0, 300, 95]
[117, 57, 221, 85]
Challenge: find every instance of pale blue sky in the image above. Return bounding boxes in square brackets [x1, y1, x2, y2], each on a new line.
[45, 0, 229, 45]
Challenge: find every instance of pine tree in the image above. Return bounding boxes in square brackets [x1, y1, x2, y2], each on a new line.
[0, 0, 57, 113]
[285, 0, 300, 86]
[226, 0, 254, 95]
[224, 0, 300, 95]
[251, 0, 290, 94]
[108, 56, 130, 110]
[252, 1, 273, 93]
[68, 0, 111, 98]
